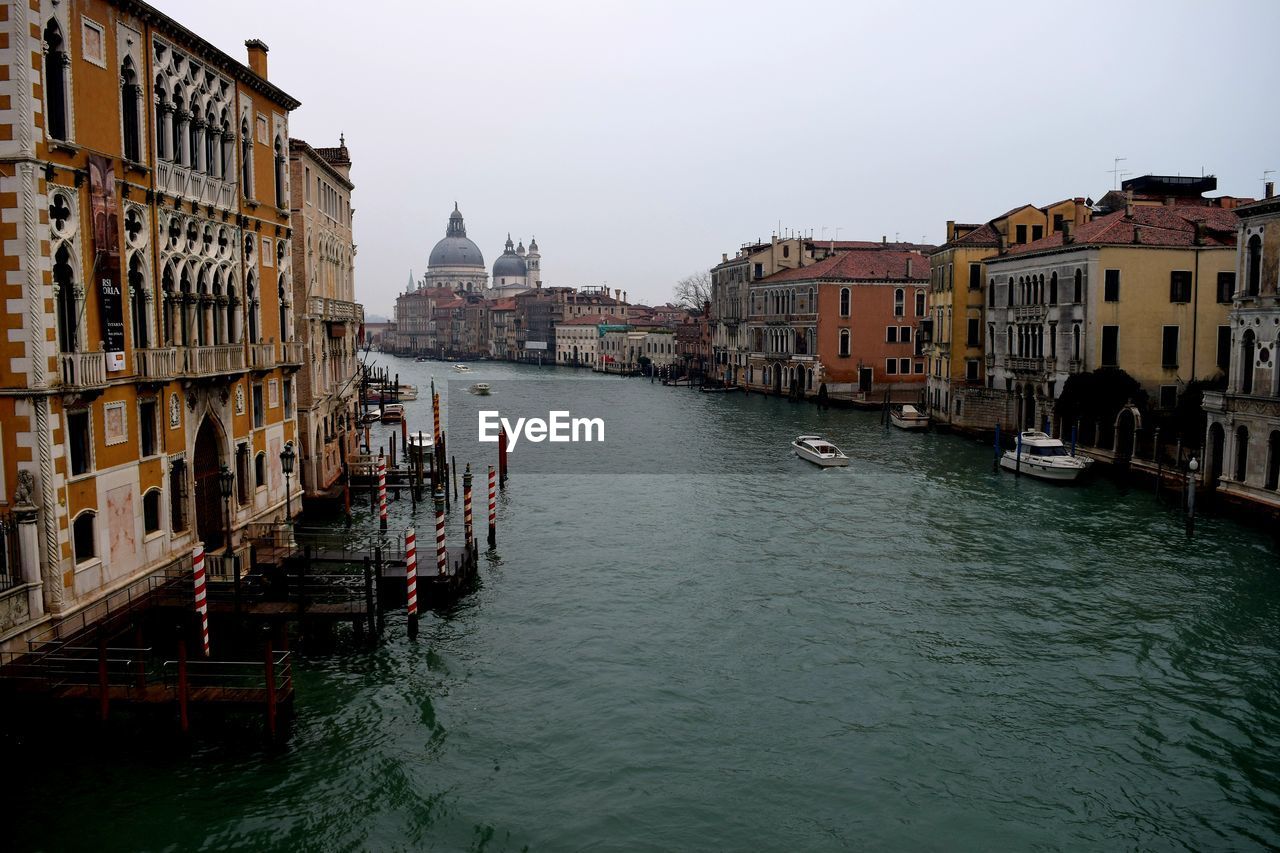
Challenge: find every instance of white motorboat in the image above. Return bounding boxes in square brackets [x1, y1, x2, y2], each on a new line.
[380, 403, 405, 423]
[999, 430, 1091, 482]
[453, 364, 471, 373]
[792, 435, 850, 468]
[396, 384, 418, 401]
[891, 404, 929, 430]
[470, 383, 491, 395]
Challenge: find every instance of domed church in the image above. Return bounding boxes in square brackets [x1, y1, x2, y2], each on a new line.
[491, 234, 542, 297]
[423, 203, 489, 293]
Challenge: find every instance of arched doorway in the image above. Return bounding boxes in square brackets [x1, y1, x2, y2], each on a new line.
[1267, 431, 1280, 490]
[772, 364, 782, 395]
[1208, 422, 1225, 485]
[193, 416, 225, 550]
[1235, 425, 1250, 483]
[1115, 408, 1137, 460]
[1022, 384, 1036, 430]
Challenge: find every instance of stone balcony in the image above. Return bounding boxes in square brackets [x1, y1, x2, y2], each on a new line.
[180, 343, 245, 377]
[1005, 356, 1046, 375]
[135, 347, 178, 381]
[155, 161, 237, 209]
[248, 341, 277, 372]
[280, 340, 305, 368]
[308, 297, 363, 324]
[59, 350, 107, 390]
[1012, 305, 1047, 323]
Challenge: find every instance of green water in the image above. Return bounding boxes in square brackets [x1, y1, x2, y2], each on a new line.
[12, 359, 1280, 851]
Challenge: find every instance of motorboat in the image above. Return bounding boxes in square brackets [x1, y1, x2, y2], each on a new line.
[999, 430, 1091, 482]
[360, 408, 382, 425]
[415, 356, 430, 362]
[890, 404, 929, 430]
[453, 364, 471, 373]
[792, 435, 849, 468]
[470, 383, 491, 395]
[380, 403, 405, 423]
[396, 384, 418, 401]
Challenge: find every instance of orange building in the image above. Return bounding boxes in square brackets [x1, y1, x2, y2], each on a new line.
[0, 1, 303, 650]
[745, 247, 930, 398]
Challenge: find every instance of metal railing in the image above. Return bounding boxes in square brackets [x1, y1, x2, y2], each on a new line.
[160, 651, 292, 699]
[134, 346, 178, 380]
[59, 350, 107, 388]
[246, 521, 407, 565]
[0, 512, 21, 593]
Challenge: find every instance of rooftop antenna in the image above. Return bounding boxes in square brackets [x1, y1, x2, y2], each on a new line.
[1264, 169, 1276, 192]
[1109, 156, 1130, 190]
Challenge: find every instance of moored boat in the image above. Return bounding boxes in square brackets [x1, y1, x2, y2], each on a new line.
[380, 403, 405, 423]
[999, 430, 1091, 482]
[471, 383, 491, 395]
[792, 434, 850, 468]
[360, 408, 382, 424]
[890, 404, 929, 430]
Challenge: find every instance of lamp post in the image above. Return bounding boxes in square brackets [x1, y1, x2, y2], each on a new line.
[1187, 457, 1199, 536]
[218, 464, 238, 632]
[280, 441, 296, 524]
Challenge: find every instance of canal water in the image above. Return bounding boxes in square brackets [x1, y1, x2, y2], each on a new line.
[13, 358, 1280, 851]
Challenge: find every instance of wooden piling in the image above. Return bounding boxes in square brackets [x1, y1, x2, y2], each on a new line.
[374, 546, 385, 636]
[452, 455, 459, 502]
[177, 638, 190, 734]
[488, 465, 497, 547]
[265, 640, 277, 741]
[363, 556, 376, 639]
[405, 527, 419, 640]
[463, 464, 473, 546]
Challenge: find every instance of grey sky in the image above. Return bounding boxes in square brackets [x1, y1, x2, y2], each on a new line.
[158, 0, 1279, 316]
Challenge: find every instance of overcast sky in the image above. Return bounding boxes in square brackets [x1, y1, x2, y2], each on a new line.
[159, 0, 1279, 316]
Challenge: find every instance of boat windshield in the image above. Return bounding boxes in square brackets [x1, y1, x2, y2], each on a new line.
[1028, 445, 1069, 457]
[812, 444, 838, 454]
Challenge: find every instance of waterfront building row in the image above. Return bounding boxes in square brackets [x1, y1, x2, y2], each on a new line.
[0, 2, 363, 652]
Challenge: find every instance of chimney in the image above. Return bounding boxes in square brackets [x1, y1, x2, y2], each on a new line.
[1165, 196, 1176, 207]
[722, 253, 728, 263]
[946, 220, 955, 241]
[1063, 221, 1075, 244]
[1073, 198, 1086, 228]
[1267, 181, 1276, 199]
[998, 233, 1008, 254]
[882, 235, 887, 245]
[1132, 226, 1141, 244]
[905, 257, 913, 278]
[1125, 190, 1134, 218]
[245, 39, 269, 79]
[1194, 222, 1205, 247]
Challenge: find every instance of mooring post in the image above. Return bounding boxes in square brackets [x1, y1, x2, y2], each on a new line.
[463, 464, 474, 546]
[498, 426, 508, 489]
[405, 526, 419, 640]
[1071, 420, 1079, 457]
[1154, 427, 1162, 500]
[1187, 457, 1199, 536]
[177, 638, 190, 734]
[452, 455, 459, 502]
[378, 453, 388, 531]
[390, 430, 398, 472]
[488, 465, 497, 547]
[343, 463, 353, 525]
[993, 422, 1001, 471]
[265, 639, 277, 741]
[434, 485, 447, 577]
[374, 546, 385, 636]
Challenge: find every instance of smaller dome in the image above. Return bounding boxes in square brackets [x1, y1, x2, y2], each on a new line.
[528, 236, 539, 253]
[516, 240, 526, 257]
[493, 236, 527, 278]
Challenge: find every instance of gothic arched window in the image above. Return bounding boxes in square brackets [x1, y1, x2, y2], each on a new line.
[121, 58, 141, 162]
[44, 20, 70, 141]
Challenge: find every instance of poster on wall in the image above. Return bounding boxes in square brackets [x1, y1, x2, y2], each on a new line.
[88, 155, 125, 371]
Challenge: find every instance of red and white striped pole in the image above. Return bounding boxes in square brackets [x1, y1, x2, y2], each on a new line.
[192, 543, 210, 657]
[463, 464, 473, 547]
[405, 526, 418, 639]
[434, 485, 447, 577]
[487, 465, 496, 547]
[377, 453, 388, 530]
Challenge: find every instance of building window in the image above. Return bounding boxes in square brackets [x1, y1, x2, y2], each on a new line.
[284, 378, 294, 418]
[252, 383, 265, 428]
[988, 278, 996, 308]
[121, 58, 142, 161]
[1101, 325, 1119, 367]
[1236, 425, 1249, 482]
[240, 118, 253, 198]
[839, 287, 850, 317]
[1031, 225, 1043, 242]
[1268, 432, 1280, 491]
[236, 444, 250, 505]
[139, 398, 157, 458]
[68, 410, 91, 476]
[1169, 271, 1192, 304]
[753, 263, 763, 280]
[1104, 269, 1120, 302]
[914, 361, 924, 374]
[1073, 269, 1083, 303]
[914, 290, 925, 317]
[1159, 385, 1178, 410]
[838, 329, 850, 357]
[72, 512, 95, 563]
[1246, 235, 1262, 297]
[1007, 277, 1014, 307]
[968, 263, 981, 291]
[899, 358, 911, 374]
[901, 327, 912, 344]
[894, 289, 904, 317]
[886, 326, 898, 343]
[1053, 214, 1064, 232]
[1015, 224, 1027, 244]
[1217, 325, 1231, 372]
[168, 459, 187, 532]
[44, 20, 70, 141]
[966, 359, 979, 382]
[967, 318, 980, 347]
[274, 137, 286, 208]
[782, 244, 789, 259]
[885, 359, 897, 375]
[143, 489, 162, 534]
[1217, 271, 1236, 304]
[1049, 272, 1058, 305]
[255, 452, 267, 488]
[1162, 326, 1180, 368]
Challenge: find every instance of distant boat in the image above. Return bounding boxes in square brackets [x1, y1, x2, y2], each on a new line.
[360, 408, 382, 425]
[396, 384, 418, 401]
[890, 404, 929, 430]
[453, 364, 471, 373]
[999, 431, 1091, 482]
[792, 435, 849, 468]
[415, 356, 429, 362]
[470, 383, 491, 395]
[380, 403, 405, 423]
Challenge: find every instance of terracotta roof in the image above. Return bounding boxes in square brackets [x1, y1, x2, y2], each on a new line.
[991, 203, 1039, 222]
[489, 297, 517, 310]
[761, 249, 930, 283]
[944, 222, 1002, 249]
[1004, 205, 1239, 256]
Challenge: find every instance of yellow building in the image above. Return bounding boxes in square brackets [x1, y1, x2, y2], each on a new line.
[985, 198, 1240, 439]
[0, 1, 303, 651]
[925, 199, 1087, 429]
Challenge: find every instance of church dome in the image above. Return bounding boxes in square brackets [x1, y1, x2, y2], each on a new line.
[493, 234, 527, 278]
[428, 204, 485, 269]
